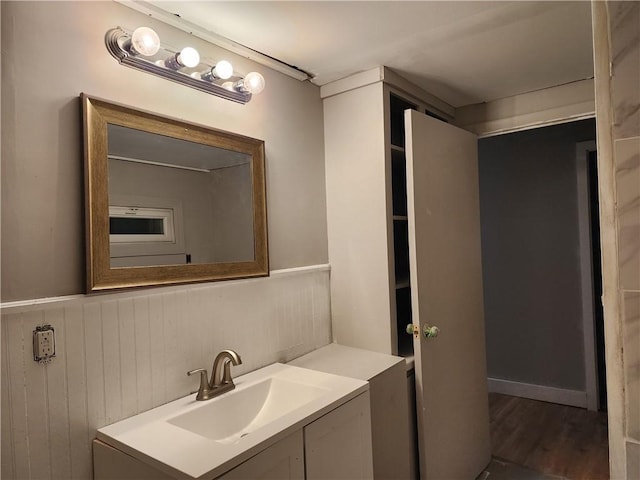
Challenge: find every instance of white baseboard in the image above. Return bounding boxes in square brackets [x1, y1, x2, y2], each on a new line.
[488, 377, 587, 408]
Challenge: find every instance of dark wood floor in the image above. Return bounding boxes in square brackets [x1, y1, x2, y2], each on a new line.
[489, 393, 609, 480]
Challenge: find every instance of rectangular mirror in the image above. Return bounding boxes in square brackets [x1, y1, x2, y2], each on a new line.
[82, 94, 268, 292]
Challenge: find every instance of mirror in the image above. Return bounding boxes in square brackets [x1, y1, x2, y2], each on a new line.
[82, 94, 268, 292]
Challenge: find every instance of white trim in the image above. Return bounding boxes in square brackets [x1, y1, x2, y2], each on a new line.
[0, 264, 331, 312]
[478, 113, 596, 139]
[114, 1, 310, 81]
[108, 154, 211, 173]
[576, 140, 599, 411]
[488, 378, 587, 408]
[456, 78, 596, 138]
[270, 264, 330, 277]
[381, 67, 455, 118]
[0, 294, 88, 311]
[320, 67, 384, 99]
[320, 66, 455, 119]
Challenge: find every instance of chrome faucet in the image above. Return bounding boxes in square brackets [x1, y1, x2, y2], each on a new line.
[187, 349, 243, 401]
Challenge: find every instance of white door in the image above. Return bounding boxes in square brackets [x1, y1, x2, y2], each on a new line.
[405, 110, 491, 479]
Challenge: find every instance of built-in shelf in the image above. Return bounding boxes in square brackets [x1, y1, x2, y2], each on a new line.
[392, 150, 408, 217]
[390, 93, 417, 358]
[393, 222, 410, 284]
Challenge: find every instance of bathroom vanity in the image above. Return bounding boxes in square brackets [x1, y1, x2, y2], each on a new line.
[92, 363, 373, 479]
[290, 343, 413, 479]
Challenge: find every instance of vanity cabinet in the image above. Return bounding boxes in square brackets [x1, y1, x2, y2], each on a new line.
[93, 392, 372, 480]
[217, 431, 304, 480]
[221, 393, 373, 480]
[304, 390, 373, 479]
[290, 343, 410, 479]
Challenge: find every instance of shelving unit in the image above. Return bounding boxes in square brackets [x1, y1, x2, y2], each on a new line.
[390, 93, 417, 357]
[322, 66, 454, 360]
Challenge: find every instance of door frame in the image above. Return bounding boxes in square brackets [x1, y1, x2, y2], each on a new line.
[477, 113, 619, 475]
[479, 120, 602, 411]
[576, 140, 599, 411]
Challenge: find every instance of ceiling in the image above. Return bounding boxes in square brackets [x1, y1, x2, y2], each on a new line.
[144, 1, 594, 108]
[108, 124, 250, 170]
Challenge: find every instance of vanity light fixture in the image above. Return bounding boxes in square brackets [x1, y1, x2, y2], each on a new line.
[105, 26, 265, 104]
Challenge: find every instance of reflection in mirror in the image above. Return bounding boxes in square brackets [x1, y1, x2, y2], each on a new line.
[82, 94, 268, 292]
[107, 125, 255, 268]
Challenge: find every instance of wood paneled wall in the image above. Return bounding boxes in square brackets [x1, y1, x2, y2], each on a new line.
[1, 266, 332, 480]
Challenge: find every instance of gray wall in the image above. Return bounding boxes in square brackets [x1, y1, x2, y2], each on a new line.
[478, 119, 596, 390]
[1, 1, 328, 301]
[108, 160, 218, 265]
[210, 163, 255, 263]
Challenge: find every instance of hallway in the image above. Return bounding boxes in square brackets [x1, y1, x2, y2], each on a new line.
[489, 393, 609, 479]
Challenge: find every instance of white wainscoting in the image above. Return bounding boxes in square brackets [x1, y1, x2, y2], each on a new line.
[1, 265, 332, 480]
[488, 377, 587, 408]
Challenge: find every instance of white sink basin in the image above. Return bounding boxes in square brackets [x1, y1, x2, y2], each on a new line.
[96, 362, 368, 479]
[167, 376, 329, 444]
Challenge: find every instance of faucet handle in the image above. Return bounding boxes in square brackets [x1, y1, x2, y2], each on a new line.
[187, 368, 211, 401]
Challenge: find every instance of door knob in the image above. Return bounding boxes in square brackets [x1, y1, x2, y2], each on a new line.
[406, 324, 440, 339]
[423, 325, 440, 338]
[406, 324, 419, 338]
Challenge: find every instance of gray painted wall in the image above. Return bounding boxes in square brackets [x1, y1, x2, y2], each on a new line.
[209, 163, 255, 263]
[479, 119, 596, 390]
[1, 1, 327, 301]
[109, 160, 216, 265]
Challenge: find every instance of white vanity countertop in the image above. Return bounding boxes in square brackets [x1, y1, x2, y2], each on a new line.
[96, 363, 368, 480]
[289, 343, 406, 381]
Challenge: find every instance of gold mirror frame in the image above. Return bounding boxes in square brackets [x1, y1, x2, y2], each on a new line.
[82, 94, 268, 292]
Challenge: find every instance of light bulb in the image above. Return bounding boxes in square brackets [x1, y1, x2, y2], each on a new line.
[234, 71, 265, 95]
[213, 60, 234, 80]
[129, 27, 160, 56]
[200, 60, 234, 82]
[177, 47, 200, 68]
[164, 46, 200, 69]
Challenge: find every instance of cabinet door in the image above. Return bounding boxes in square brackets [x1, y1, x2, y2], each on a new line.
[93, 440, 175, 480]
[217, 430, 304, 480]
[304, 392, 373, 480]
[405, 110, 491, 479]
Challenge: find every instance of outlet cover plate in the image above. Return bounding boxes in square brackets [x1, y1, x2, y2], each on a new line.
[33, 325, 56, 363]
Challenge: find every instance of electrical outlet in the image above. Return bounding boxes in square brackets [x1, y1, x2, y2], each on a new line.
[33, 325, 56, 364]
